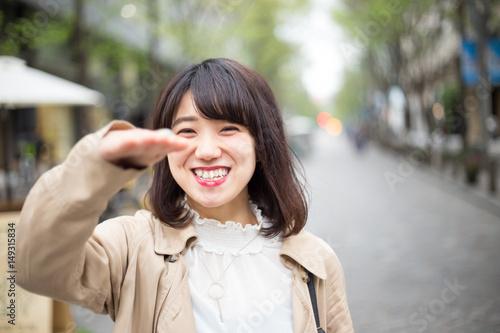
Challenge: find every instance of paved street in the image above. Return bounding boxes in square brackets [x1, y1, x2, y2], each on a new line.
[303, 130, 500, 333]
[73, 130, 500, 333]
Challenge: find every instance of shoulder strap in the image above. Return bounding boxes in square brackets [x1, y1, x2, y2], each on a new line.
[307, 271, 326, 333]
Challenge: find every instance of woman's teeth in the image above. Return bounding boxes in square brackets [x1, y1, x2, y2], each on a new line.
[194, 168, 229, 181]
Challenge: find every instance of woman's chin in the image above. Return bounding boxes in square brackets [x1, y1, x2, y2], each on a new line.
[187, 195, 226, 210]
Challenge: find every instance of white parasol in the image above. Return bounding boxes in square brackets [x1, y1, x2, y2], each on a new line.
[0, 56, 104, 106]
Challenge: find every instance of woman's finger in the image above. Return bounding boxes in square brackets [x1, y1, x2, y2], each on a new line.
[154, 128, 189, 152]
[99, 128, 188, 166]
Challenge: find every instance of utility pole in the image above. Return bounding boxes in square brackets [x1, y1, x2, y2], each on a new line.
[145, 0, 159, 124]
[73, 0, 89, 140]
[469, 0, 496, 192]
[469, 0, 492, 158]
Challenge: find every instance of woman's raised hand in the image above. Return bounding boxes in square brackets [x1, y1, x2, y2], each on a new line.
[98, 128, 188, 169]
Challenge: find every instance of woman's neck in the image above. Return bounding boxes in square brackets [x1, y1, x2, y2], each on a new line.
[187, 196, 258, 228]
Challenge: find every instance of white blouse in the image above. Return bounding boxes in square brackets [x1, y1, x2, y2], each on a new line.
[183, 203, 294, 333]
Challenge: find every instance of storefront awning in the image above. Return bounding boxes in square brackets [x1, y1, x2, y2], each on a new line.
[0, 56, 104, 107]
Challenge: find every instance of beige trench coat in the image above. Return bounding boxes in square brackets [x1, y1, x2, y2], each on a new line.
[16, 121, 354, 333]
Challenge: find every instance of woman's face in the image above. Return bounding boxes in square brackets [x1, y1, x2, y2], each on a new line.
[168, 90, 256, 212]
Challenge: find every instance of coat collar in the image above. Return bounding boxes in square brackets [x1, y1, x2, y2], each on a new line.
[153, 217, 327, 280]
[280, 229, 328, 280]
[153, 217, 198, 256]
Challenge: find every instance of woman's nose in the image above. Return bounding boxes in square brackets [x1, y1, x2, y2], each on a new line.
[195, 136, 222, 160]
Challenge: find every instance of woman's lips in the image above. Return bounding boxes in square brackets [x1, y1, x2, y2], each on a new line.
[191, 167, 230, 187]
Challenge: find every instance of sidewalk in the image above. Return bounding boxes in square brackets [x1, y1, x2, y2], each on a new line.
[432, 143, 500, 213]
[419, 135, 500, 213]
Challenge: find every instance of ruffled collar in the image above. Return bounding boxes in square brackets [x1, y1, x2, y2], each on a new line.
[187, 201, 280, 255]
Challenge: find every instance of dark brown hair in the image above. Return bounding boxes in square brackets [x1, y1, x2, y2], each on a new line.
[148, 58, 308, 237]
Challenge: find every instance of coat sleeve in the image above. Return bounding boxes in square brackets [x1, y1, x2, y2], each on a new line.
[325, 250, 354, 332]
[16, 120, 146, 318]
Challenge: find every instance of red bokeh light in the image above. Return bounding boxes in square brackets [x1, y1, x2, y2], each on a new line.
[316, 112, 332, 128]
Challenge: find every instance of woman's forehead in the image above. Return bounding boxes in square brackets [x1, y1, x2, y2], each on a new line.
[171, 85, 249, 128]
[171, 90, 203, 124]
[173, 90, 196, 116]
[171, 94, 225, 127]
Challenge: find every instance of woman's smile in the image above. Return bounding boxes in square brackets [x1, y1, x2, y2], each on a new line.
[192, 166, 231, 187]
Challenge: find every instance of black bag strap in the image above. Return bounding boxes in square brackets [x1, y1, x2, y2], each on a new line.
[307, 271, 326, 333]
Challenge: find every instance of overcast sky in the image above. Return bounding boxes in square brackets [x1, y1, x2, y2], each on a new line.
[281, 0, 348, 103]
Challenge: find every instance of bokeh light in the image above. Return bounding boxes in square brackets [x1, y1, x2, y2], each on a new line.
[325, 118, 343, 136]
[432, 103, 444, 120]
[317, 112, 332, 128]
[121, 4, 137, 18]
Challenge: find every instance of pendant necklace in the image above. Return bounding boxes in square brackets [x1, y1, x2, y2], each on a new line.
[198, 231, 260, 323]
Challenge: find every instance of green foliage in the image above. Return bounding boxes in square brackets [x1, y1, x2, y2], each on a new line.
[31, 15, 73, 49]
[76, 327, 94, 333]
[227, 0, 313, 115]
[0, 13, 23, 55]
[332, 0, 411, 47]
[333, 67, 368, 121]
[441, 80, 461, 134]
[89, 35, 145, 73]
[0, 9, 74, 56]
[441, 80, 460, 112]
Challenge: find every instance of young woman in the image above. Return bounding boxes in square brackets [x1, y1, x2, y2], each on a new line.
[17, 58, 353, 332]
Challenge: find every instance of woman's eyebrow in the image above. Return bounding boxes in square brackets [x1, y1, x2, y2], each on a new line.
[171, 116, 198, 128]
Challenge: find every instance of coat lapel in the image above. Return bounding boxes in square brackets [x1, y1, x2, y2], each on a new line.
[153, 217, 198, 256]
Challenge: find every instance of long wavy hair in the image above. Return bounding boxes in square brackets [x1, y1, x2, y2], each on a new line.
[148, 58, 308, 237]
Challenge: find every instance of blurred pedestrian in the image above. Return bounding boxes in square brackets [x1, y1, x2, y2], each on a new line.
[16, 58, 353, 332]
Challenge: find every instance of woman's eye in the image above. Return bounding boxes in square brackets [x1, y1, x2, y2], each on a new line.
[221, 126, 239, 133]
[177, 128, 196, 135]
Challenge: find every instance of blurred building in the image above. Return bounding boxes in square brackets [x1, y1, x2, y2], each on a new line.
[367, 1, 500, 158]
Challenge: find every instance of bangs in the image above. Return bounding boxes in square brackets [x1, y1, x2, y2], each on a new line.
[189, 62, 250, 127]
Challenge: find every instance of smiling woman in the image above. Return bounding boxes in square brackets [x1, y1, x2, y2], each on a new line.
[150, 59, 305, 236]
[16, 58, 354, 333]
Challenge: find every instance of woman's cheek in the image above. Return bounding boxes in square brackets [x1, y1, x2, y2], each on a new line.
[167, 152, 183, 175]
[232, 137, 256, 158]
[167, 148, 189, 165]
